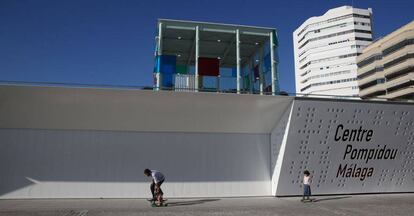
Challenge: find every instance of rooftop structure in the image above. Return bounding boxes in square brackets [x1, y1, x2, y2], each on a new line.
[153, 19, 279, 95]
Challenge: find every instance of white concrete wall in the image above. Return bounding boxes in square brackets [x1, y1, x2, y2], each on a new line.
[0, 129, 270, 198]
[0, 85, 293, 134]
[270, 102, 294, 195]
[0, 85, 293, 199]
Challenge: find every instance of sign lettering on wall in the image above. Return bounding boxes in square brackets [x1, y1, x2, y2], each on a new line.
[334, 124, 397, 181]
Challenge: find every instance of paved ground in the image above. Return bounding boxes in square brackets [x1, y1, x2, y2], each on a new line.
[1, 194, 414, 216]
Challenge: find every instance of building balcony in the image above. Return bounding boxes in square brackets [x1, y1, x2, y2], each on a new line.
[381, 44, 414, 64]
[358, 71, 384, 86]
[357, 54, 382, 75]
[384, 58, 414, 77]
[386, 72, 414, 89]
[384, 85, 414, 99]
[359, 83, 386, 98]
[357, 59, 382, 75]
[380, 30, 414, 55]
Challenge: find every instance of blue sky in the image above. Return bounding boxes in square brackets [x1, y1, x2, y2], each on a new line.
[0, 0, 413, 93]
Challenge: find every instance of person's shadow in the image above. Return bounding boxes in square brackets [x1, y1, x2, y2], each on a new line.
[167, 199, 220, 207]
[312, 196, 352, 202]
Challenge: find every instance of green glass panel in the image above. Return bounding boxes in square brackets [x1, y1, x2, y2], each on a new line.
[243, 75, 250, 89]
[176, 65, 188, 74]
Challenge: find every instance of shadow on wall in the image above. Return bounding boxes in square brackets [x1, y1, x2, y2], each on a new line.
[0, 129, 271, 196]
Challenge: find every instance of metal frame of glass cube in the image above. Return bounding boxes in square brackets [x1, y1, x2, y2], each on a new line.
[154, 19, 279, 95]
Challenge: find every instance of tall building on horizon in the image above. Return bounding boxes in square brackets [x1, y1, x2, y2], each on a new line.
[357, 20, 414, 100]
[293, 6, 373, 97]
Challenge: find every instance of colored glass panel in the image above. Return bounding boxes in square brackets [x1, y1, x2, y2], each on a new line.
[176, 64, 188, 74]
[198, 57, 219, 76]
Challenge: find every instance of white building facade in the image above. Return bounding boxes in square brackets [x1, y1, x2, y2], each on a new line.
[293, 6, 373, 97]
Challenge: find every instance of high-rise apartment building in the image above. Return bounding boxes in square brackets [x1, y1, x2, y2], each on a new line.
[293, 6, 373, 97]
[357, 20, 414, 100]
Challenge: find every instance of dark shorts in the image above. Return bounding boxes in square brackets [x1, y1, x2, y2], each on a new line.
[304, 184, 311, 196]
[157, 179, 164, 186]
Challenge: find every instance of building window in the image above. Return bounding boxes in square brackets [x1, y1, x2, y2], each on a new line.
[357, 53, 382, 68]
[301, 78, 357, 92]
[297, 13, 370, 37]
[382, 38, 414, 57]
[357, 67, 383, 80]
[299, 29, 372, 49]
[377, 78, 385, 84]
[384, 53, 414, 69]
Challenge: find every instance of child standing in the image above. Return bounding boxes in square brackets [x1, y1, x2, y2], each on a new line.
[302, 170, 312, 202]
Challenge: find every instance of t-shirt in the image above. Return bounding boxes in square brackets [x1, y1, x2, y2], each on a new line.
[151, 170, 165, 183]
[303, 175, 311, 185]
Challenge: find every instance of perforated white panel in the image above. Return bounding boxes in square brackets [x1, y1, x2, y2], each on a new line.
[275, 99, 414, 196]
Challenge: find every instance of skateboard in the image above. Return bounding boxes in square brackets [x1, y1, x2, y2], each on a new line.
[147, 198, 168, 202]
[300, 198, 314, 202]
[151, 202, 168, 207]
[147, 198, 168, 207]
